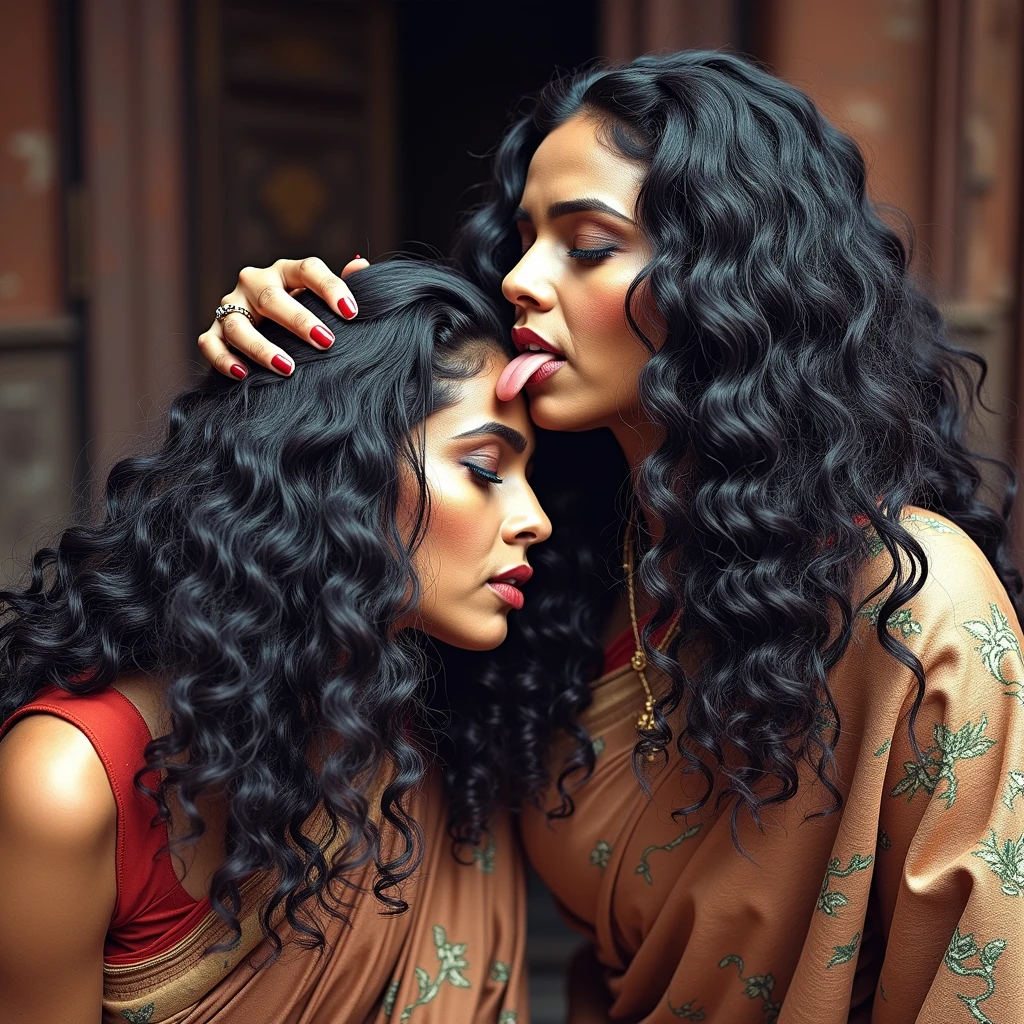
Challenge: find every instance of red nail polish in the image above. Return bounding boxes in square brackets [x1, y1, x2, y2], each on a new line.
[271, 354, 293, 375]
[310, 324, 335, 348]
[230, 363, 247, 380]
[354, 254, 361, 260]
[339, 297, 357, 320]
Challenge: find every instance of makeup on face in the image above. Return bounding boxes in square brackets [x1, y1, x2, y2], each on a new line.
[400, 353, 552, 651]
[498, 115, 662, 447]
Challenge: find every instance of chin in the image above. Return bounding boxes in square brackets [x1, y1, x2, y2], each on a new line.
[436, 614, 510, 652]
[527, 392, 608, 433]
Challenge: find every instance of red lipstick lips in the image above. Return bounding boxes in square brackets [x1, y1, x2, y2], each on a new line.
[487, 565, 533, 611]
[497, 328, 567, 401]
[511, 327, 561, 355]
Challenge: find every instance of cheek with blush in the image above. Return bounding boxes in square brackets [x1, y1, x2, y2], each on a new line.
[411, 474, 509, 648]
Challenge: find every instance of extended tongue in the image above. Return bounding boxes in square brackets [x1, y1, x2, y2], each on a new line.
[496, 351, 559, 401]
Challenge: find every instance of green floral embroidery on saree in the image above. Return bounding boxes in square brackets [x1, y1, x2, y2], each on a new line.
[944, 926, 1005, 1024]
[866, 532, 885, 558]
[397, 925, 471, 1021]
[889, 714, 995, 809]
[636, 824, 702, 885]
[826, 931, 861, 969]
[972, 829, 1024, 896]
[962, 604, 1024, 704]
[667, 996, 706, 1020]
[874, 738, 891, 757]
[1003, 770, 1024, 812]
[718, 955, 780, 1023]
[121, 1006, 155, 1024]
[817, 852, 873, 917]
[382, 980, 399, 1020]
[859, 602, 922, 639]
[591, 736, 606, 756]
[904, 513, 964, 536]
[590, 840, 612, 869]
[473, 835, 496, 874]
[490, 961, 510, 983]
[497, 1012, 517, 1023]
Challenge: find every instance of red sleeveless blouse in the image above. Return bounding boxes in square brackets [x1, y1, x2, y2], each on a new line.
[1, 624, 658, 960]
[0, 685, 207, 963]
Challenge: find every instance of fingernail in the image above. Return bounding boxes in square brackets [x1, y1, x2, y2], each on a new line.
[230, 363, 248, 380]
[339, 297, 357, 320]
[310, 324, 335, 348]
[271, 354, 294, 375]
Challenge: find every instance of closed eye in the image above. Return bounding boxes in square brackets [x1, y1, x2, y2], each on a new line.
[462, 461, 503, 485]
[568, 245, 619, 261]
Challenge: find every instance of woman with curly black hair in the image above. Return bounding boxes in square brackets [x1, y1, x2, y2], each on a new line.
[202, 51, 1024, 1024]
[0, 262, 548, 1023]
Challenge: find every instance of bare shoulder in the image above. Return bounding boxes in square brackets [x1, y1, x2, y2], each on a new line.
[0, 714, 116, 1021]
[0, 713, 116, 849]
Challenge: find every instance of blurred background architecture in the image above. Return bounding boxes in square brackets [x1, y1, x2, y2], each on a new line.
[1, 0, 1023, 1018]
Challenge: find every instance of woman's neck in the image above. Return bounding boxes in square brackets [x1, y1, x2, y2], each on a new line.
[608, 414, 664, 545]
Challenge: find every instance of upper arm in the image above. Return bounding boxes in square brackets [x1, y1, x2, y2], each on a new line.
[0, 714, 117, 1022]
[868, 525, 1024, 1021]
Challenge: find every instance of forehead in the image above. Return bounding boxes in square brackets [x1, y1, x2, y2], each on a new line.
[426, 353, 534, 445]
[521, 113, 646, 211]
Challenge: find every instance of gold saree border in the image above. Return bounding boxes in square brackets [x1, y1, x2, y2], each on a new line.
[103, 872, 281, 1017]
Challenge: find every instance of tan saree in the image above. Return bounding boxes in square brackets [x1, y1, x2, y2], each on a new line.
[521, 510, 1024, 1023]
[105, 772, 527, 1024]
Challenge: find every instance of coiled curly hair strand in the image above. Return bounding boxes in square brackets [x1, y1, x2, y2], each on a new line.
[449, 50, 1022, 842]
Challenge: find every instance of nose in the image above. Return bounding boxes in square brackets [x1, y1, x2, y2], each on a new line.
[502, 481, 553, 548]
[501, 245, 556, 314]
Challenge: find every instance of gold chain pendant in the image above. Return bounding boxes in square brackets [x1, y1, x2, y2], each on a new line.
[637, 693, 656, 732]
[624, 512, 675, 757]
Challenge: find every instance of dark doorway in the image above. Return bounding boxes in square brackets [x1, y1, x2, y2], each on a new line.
[396, 0, 598, 256]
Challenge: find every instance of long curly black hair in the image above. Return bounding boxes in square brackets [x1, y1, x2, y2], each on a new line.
[0, 261, 512, 953]
[449, 50, 1022, 841]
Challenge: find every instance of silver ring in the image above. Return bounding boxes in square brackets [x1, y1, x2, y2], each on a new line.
[215, 303, 255, 326]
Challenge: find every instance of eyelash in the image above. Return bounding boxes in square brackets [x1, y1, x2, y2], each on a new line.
[567, 246, 619, 262]
[462, 461, 503, 485]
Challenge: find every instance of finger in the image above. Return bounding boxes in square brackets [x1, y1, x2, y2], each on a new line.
[198, 321, 252, 380]
[341, 257, 370, 277]
[217, 312, 296, 377]
[234, 268, 335, 350]
[271, 256, 359, 321]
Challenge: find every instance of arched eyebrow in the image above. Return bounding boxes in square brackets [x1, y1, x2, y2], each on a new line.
[452, 422, 528, 454]
[514, 198, 634, 225]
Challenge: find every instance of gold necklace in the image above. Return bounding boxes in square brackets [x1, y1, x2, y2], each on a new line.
[623, 514, 679, 734]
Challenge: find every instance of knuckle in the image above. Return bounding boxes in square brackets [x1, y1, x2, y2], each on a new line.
[221, 315, 242, 339]
[291, 312, 312, 335]
[321, 272, 344, 295]
[236, 265, 259, 286]
[255, 285, 278, 311]
[247, 340, 272, 364]
[197, 331, 212, 351]
[299, 256, 325, 275]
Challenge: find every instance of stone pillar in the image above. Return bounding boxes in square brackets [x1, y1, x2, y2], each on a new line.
[82, 0, 189, 488]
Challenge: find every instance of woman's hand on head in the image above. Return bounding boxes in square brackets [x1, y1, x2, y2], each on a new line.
[198, 256, 371, 378]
